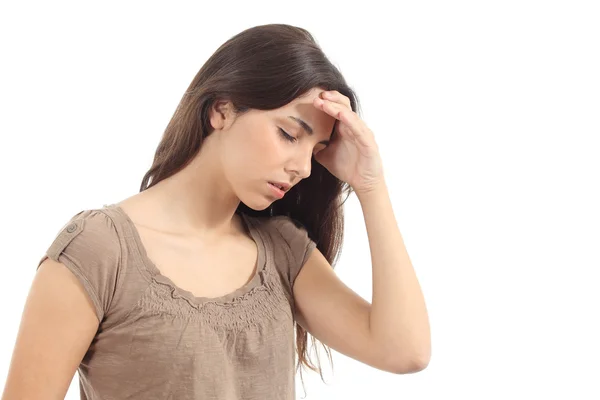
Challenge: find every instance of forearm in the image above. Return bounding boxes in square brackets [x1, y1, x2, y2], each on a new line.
[357, 181, 431, 366]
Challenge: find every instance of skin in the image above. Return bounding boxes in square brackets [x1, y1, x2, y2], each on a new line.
[2, 86, 429, 399]
[123, 87, 336, 239]
[115, 86, 430, 373]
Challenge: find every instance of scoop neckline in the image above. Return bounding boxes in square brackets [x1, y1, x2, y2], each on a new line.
[104, 203, 267, 306]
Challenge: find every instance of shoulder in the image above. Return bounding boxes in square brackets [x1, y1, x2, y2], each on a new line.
[248, 214, 313, 246]
[42, 208, 121, 267]
[246, 213, 317, 275]
[38, 206, 124, 322]
[65, 207, 119, 240]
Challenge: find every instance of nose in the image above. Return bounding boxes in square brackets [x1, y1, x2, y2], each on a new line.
[288, 150, 312, 180]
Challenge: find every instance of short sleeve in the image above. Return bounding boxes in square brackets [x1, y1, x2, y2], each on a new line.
[37, 209, 122, 323]
[272, 216, 318, 289]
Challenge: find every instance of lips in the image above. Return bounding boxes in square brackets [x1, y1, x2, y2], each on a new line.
[268, 181, 291, 192]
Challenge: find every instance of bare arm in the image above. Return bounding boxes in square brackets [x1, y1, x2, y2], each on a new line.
[293, 181, 430, 374]
[2, 258, 100, 399]
[358, 181, 431, 366]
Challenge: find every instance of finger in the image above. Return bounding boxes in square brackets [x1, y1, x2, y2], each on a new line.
[314, 98, 375, 150]
[335, 120, 354, 141]
[334, 105, 375, 149]
[320, 90, 351, 109]
[340, 114, 372, 149]
[314, 99, 356, 139]
[314, 97, 347, 120]
[315, 98, 363, 135]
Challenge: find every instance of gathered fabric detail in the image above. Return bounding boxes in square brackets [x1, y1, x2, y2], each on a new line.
[136, 264, 293, 332]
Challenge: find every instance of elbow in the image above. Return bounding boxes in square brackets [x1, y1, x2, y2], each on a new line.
[373, 332, 431, 374]
[386, 358, 429, 375]
[388, 355, 430, 374]
[384, 347, 431, 374]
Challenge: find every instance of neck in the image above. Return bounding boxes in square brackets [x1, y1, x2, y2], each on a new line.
[135, 137, 241, 238]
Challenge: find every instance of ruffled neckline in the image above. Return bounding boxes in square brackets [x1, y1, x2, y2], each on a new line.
[104, 203, 267, 307]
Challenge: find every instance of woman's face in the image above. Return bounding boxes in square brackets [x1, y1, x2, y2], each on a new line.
[213, 87, 336, 210]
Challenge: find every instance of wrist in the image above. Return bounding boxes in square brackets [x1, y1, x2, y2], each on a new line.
[355, 179, 388, 202]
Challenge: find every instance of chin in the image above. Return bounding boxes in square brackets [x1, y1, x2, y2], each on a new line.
[238, 194, 274, 212]
[246, 200, 275, 212]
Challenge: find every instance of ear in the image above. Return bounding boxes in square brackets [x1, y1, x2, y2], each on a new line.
[209, 99, 234, 130]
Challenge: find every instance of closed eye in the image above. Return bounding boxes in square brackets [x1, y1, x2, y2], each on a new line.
[278, 128, 297, 143]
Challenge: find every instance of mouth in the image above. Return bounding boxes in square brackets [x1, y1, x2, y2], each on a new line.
[268, 181, 291, 192]
[267, 181, 290, 198]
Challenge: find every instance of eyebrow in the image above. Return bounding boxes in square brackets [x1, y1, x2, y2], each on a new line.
[287, 116, 330, 146]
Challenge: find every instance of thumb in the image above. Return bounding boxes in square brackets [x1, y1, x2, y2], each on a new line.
[314, 148, 330, 166]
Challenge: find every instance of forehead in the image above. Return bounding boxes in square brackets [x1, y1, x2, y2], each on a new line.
[275, 88, 337, 137]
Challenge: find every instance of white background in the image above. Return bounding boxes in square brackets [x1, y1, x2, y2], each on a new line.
[1, 1, 599, 399]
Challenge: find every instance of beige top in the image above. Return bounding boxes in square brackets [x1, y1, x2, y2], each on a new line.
[37, 203, 317, 400]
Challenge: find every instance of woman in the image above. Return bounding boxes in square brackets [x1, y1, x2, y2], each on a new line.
[2, 24, 430, 399]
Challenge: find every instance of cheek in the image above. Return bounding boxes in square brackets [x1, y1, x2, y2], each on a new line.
[248, 130, 287, 166]
[224, 129, 284, 179]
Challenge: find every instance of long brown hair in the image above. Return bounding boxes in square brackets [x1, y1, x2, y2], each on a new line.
[139, 23, 360, 381]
